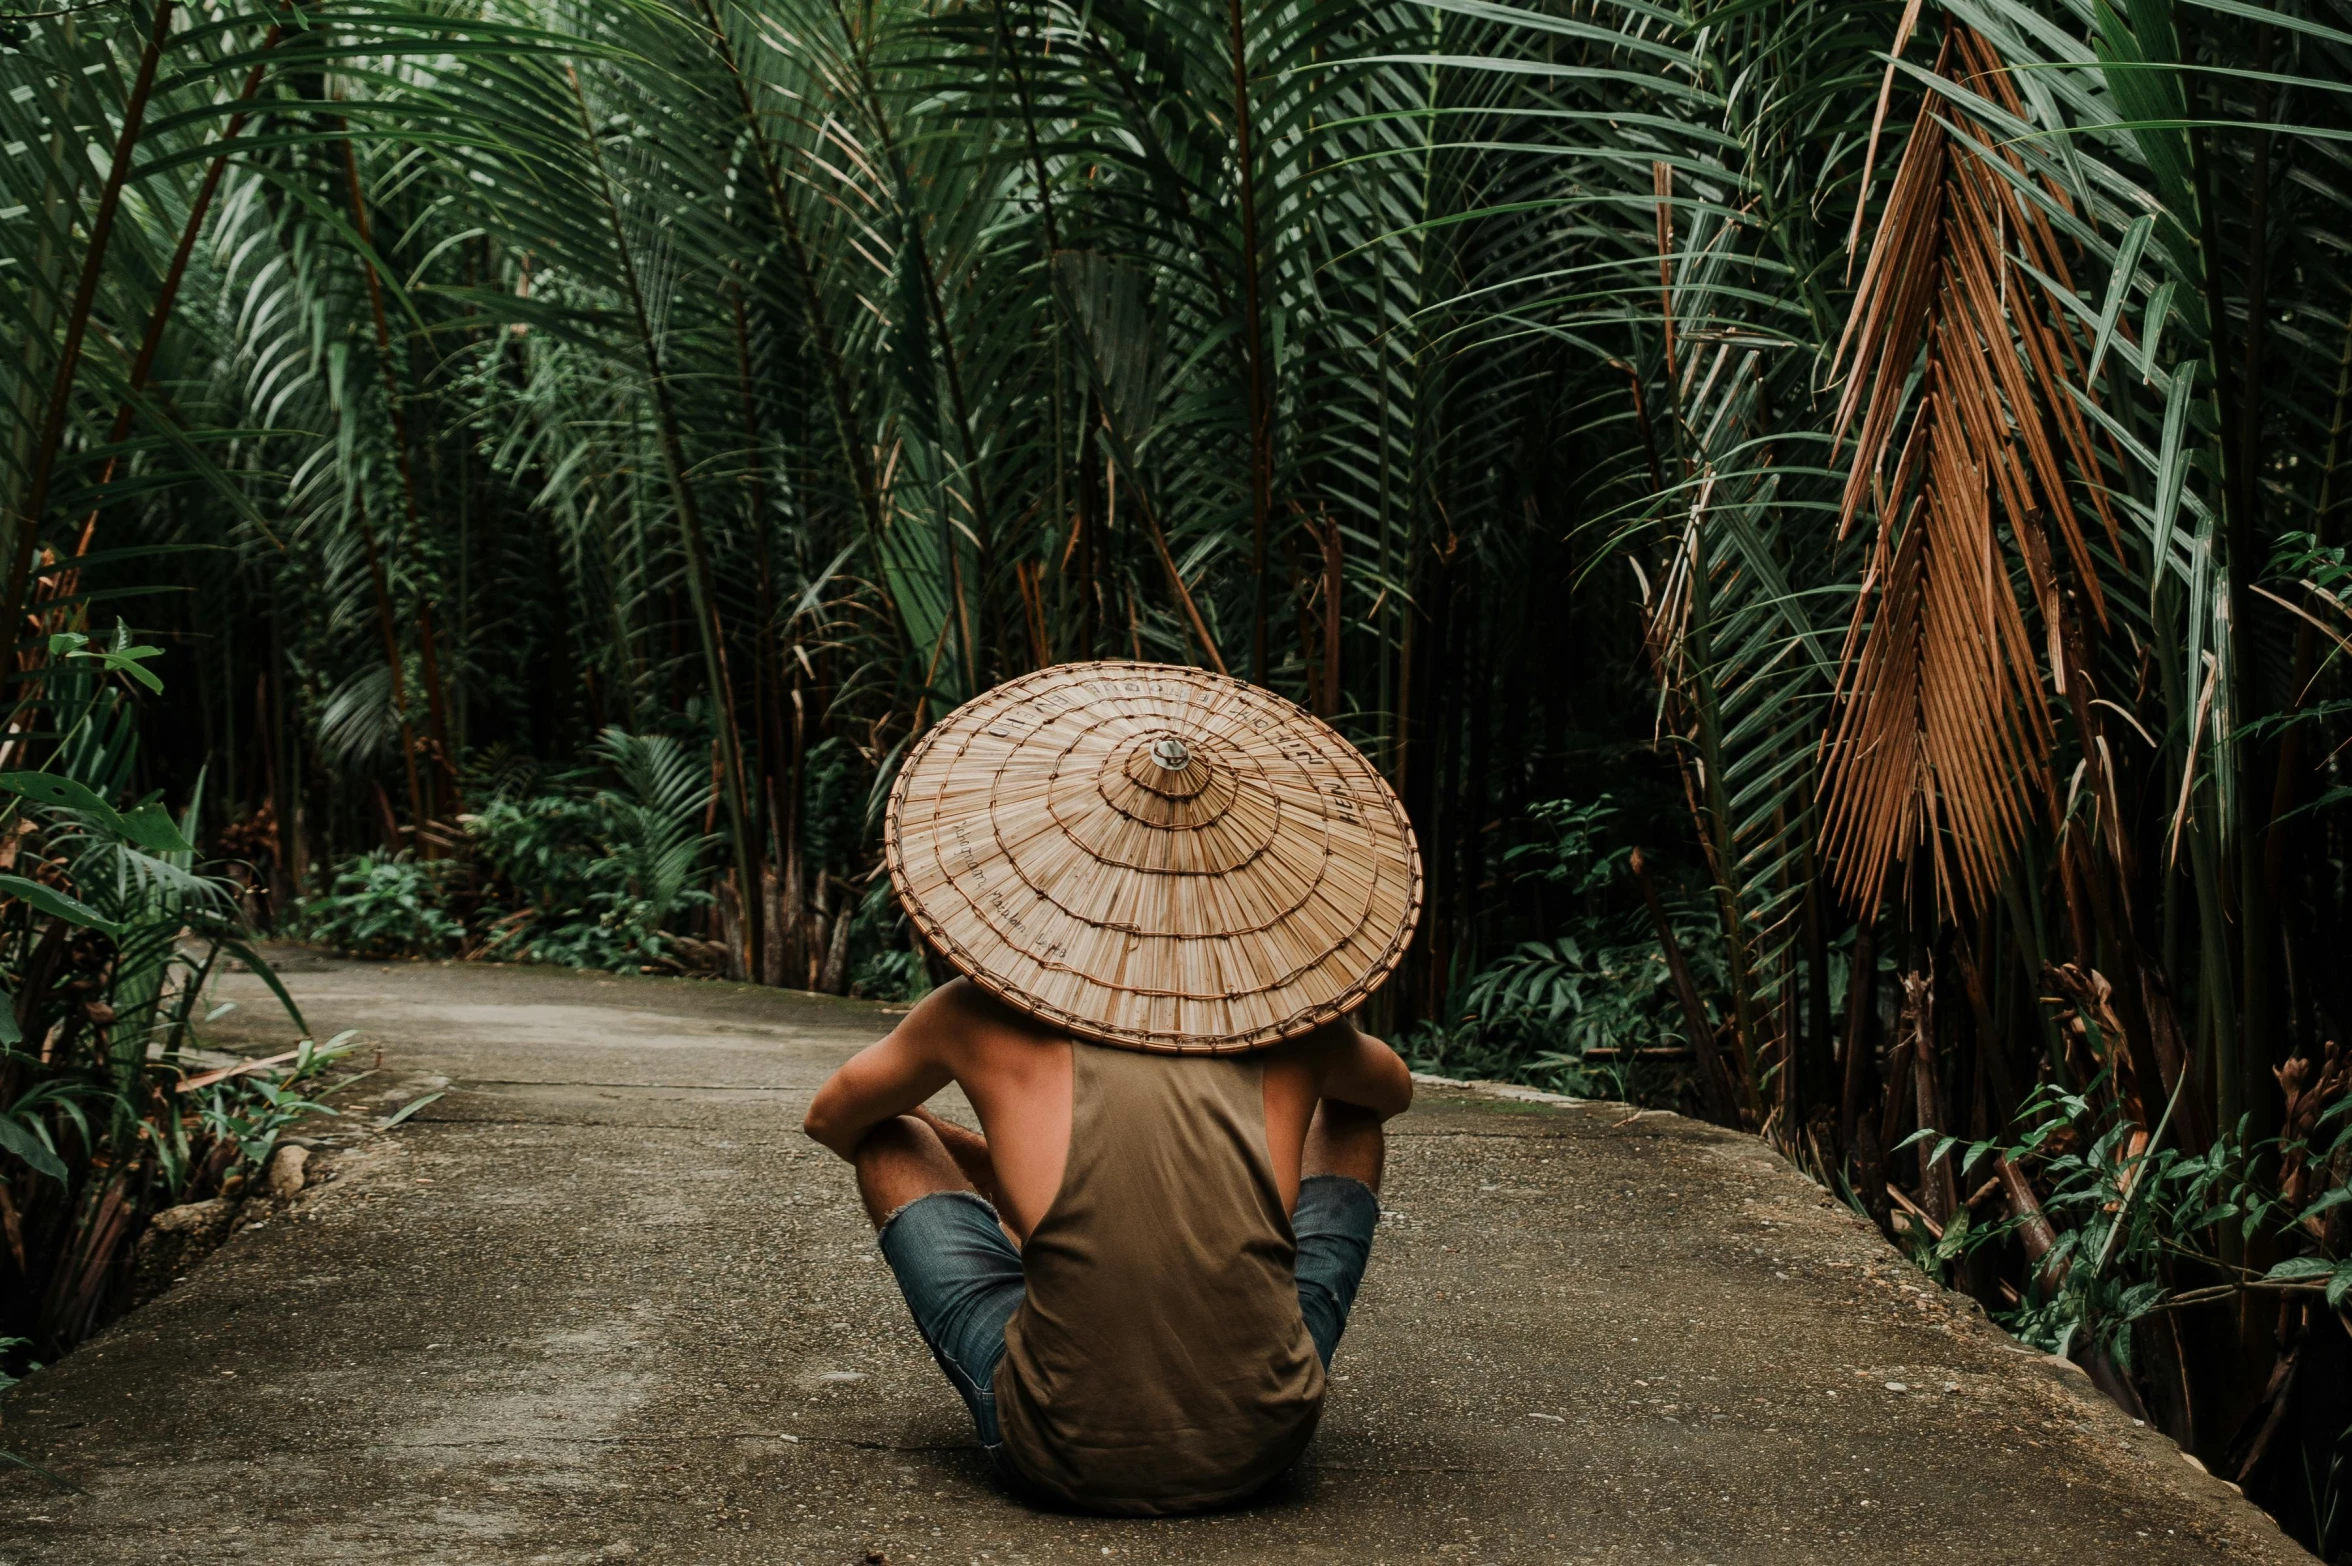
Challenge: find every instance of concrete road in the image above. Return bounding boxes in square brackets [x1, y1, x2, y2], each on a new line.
[0, 955, 2310, 1564]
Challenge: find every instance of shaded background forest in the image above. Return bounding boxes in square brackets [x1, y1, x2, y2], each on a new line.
[7, 0, 2352, 1552]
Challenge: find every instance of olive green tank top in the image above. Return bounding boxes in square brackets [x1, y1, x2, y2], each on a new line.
[990, 1042, 1326, 1515]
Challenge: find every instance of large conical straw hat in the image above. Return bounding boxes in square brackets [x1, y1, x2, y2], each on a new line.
[885, 661, 1422, 1054]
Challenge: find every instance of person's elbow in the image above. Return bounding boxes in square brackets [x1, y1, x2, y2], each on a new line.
[1372, 1050, 1415, 1119]
[802, 1084, 858, 1159]
[1346, 1032, 1415, 1120]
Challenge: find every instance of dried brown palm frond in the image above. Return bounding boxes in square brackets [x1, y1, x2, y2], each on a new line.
[1819, 25, 2116, 916]
[1819, 442, 2051, 917]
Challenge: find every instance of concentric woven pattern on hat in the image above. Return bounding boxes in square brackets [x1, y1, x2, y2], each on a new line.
[885, 661, 1423, 1053]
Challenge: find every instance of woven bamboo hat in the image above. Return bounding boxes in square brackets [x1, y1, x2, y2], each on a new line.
[885, 661, 1422, 1053]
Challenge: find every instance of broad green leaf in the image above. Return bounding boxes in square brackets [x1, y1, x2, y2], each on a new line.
[2299, 1187, 2352, 1223]
[0, 1116, 66, 1183]
[117, 802, 196, 855]
[0, 772, 130, 837]
[0, 875, 120, 937]
[2263, 1255, 2332, 1281]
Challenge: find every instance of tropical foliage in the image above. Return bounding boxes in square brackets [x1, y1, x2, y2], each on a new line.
[302, 727, 722, 969]
[0, 628, 323, 1359]
[6, 0, 2352, 1547]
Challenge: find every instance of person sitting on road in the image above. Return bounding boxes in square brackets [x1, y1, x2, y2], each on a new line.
[803, 661, 1424, 1516]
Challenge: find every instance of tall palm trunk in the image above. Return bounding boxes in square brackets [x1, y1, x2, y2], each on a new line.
[567, 64, 761, 976]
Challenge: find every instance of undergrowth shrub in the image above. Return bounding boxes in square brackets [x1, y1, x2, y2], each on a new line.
[846, 878, 932, 1003]
[470, 729, 712, 969]
[464, 793, 642, 968]
[1912, 1064, 2352, 1372]
[296, 729, 712, 971]
[1402, 795, 1727, 1107]
[0, 629, 324, 1370]
[293, 851, 464, 960]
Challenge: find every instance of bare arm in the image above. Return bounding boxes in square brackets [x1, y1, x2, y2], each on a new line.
[909, 1104, 1004, 1208]
[802, 990, 961, 1159]
[1318, 1024, 1414, 1121]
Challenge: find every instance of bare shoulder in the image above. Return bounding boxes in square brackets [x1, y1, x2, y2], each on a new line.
[899, 978, 1060, 1066]
[1261, 1017, 1356, 1070]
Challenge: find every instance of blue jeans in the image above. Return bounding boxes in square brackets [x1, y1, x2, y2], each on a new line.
[876, 1174, 1381, 1449]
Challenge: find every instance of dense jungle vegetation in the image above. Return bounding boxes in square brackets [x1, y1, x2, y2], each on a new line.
[5, 0, 2352, 1550]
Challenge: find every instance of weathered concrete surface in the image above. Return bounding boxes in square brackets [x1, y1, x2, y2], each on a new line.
[0, 954, 2310, 1565]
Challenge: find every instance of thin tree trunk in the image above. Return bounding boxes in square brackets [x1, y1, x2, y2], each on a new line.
[821, 0, 996, 660]
[1075, 388, 1101, 656]
[1678, 537, 1760, 1113]
[414, 603, 458, 825]
[1801, 861, 1834, 1114]
[61, 25, 282, 578]
[1227, 0, 1273, 680]
[1996, 1154, 2067, 1291]
[1839, 919, 1879, 1153]
[336, 118, 462, 822]
[2234, 33, 2287, 1132]
[1092, 428, 1225, 675]
[267, 602, 304, 906]
[730, 274, 769, 972]
[1320, 515, 1343, 716]
[1907, 973, 1959, 1227]
[820, 885, 854, 994]
[4, 0, 177, 652]
[1955, 930, 2022, 1129]
[360, 521, 428, 841]
[567, 65, 761, 978]
[1878, 1029, 1915, 1189]
[1633, 848, 1735, 1125]
[689, 0, 885, 545]
[784, 677, 809, 983]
